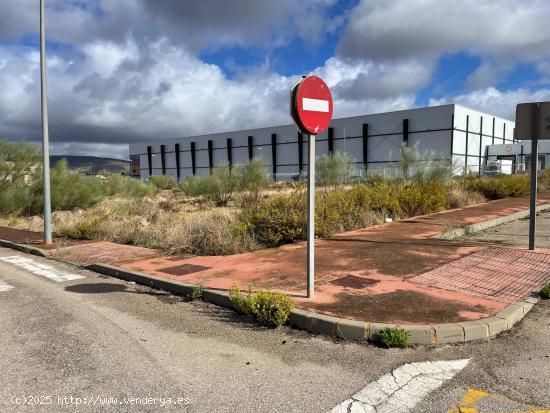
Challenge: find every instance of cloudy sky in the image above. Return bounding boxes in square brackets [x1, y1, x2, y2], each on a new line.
[1, 0, 550, 159]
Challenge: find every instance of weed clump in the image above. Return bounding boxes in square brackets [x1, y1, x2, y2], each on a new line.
[540, 283, 550, 299]
[377, 327, 410, 348]
[190, 285, 204, 301]
[229, 284, 294, 327]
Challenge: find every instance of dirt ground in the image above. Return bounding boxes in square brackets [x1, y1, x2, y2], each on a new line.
[465, 211, 550, 248]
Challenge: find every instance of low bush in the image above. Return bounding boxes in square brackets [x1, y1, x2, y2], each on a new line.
[229, 284, 294, 327]
[459, 175, 529, 200]
[540, 282, 550, 299]
[447, 185, 486, 208]
[0, 185, 32, 215]
[316, 152, 354, 187]
[377, 327, 410, 348]
[363, 181, 401, 218]
[148, 175, 177, 190]
[240, 191, 306, 246]
[54, 208, 109, 239]
[29, 160, 105, 214]
[189, 285, 204, 301]
[395, 180, 448, 217]
[103, 174, 157, 198]
[234, 158, 270, 205]
[316, 186, 381, 237]
[180, 163, 236, 206]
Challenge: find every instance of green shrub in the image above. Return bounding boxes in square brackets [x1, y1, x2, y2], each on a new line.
[0, 140, 41, 192]
[229, 284, 294, 327]
[377, 327, 410, 348]
[190, 285, 204, 301]
[55, 213, 106, 239]
[540, 283, 550, 299]
[316, 185, 379, 237]
[29, 159, 105, 214]
[364, 181, 401, 218]
[148, 175, 177, 190]
[316, 152, 354, 187]
[103, 174, 156, 198]
[234, 158, 270, 204]
[396, 180, 448, 217]
[180, 163, 236, 206]
[0, 185, 32, 215]
[459, 175, 529, 200]
[240, 191, 306, 246]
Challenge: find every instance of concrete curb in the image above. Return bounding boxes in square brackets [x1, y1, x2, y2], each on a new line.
[0, 234, 542, 346]
[435, 203, 550, 240]
[85, 262, 540, 346]
[0, 239, 48, 257]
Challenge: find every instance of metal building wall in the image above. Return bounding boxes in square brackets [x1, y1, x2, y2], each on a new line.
[452, 105, 515, 174]
[129, 104, 514, 180]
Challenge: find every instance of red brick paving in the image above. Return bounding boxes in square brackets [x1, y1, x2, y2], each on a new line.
[47, 241, 161, 265]
[0, 226, 91, 250]
[410, 247, 550, 303]
[2, 194, 550, 323]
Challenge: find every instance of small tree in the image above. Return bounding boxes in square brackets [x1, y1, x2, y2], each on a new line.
[234, 158, 269, 205]
[148, 175, 177, 190]
[0, 140, 41, 191]
[397, 144, 421, 181]
[180, 162, 236, 206]
[29, 159, 105, 214]
[316, 152, 354, 188]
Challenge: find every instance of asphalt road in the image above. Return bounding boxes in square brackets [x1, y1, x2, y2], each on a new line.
[0, 247, 548, 412]
[467, 210, 550, 249]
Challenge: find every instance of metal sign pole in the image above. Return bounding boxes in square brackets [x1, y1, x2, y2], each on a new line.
[307, 134, 315, 298]
[40, 0, 53, 244]
[528, 103, 539, 250]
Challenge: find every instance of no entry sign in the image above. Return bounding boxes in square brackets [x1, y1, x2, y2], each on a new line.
[289, 75, 334, 299]
[291, 75, 333, 135]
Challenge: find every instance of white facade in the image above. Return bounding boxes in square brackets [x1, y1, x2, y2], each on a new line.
[486, 141, 550, 174]
[129, 104, 515, 181]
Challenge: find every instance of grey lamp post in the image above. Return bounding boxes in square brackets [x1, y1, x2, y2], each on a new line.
[40, 0, 52, 244]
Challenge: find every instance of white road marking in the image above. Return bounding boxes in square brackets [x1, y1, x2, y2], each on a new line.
[0, 255, 84, 283]
[302, 97, 329, 112]
[0, 280, 15, 292]
[331, 359, 470, 413]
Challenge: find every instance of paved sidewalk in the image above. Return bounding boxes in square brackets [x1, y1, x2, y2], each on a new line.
[3, 194, 550, 324]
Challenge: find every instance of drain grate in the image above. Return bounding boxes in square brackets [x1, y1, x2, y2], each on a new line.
[330, 275, 378, 289]
[158, 263, 210, 276]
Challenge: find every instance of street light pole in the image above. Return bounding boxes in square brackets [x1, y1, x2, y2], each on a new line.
[40, 0, 52, 244]
[307, 134, 315, 298]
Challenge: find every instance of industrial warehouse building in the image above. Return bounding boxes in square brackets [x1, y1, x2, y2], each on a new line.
[486, 141, 550, 174]
[129, 104, 517, 181]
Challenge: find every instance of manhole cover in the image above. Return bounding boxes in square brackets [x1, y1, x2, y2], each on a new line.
[158, 264, 210, 276]
[330, 275, 378, 289]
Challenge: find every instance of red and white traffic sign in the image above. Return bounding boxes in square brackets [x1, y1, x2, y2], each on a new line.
[291, 75, 333, 135]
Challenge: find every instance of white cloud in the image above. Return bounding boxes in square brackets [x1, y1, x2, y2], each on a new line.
[4, 0, 550, 159]
[0, 36, 425, 158]
[429, 87, 550, 120]
[83, 38, 139, 78]
[339, 0, 550, 62]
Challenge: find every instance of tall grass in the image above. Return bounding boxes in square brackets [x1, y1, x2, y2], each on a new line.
[54, 198, 257, 256]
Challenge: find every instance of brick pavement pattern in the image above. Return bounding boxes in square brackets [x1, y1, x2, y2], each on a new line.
[410, 248, 550, 303]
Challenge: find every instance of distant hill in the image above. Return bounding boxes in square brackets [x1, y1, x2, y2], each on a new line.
[51, 155, 130, 174]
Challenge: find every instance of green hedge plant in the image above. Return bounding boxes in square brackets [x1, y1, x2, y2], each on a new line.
[377, 327, 410, 348]
[229, 284, 294, 327]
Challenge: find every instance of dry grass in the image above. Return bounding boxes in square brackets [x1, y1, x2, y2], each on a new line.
[0, 177, 505, 256]
[447, 186, 486, 209]
[1, 194, 258, 256]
